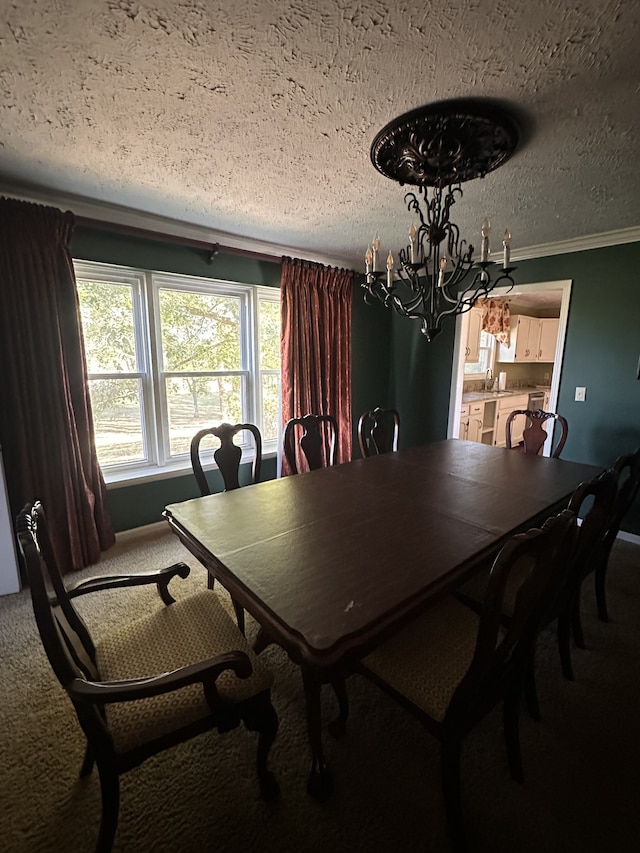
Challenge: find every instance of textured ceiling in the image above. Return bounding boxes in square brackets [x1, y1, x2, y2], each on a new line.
[1, 0, 639, 268]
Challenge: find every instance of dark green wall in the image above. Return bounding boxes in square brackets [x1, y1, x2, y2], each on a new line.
[107, 457, 278, 531]
[390, 311, 456, 449]
[72, 225, 282, 287]
[390, 242, 640, 535]
[72, 225, 640, 536]
[351, 288, 393, 456]
[72, 224, 389, 529]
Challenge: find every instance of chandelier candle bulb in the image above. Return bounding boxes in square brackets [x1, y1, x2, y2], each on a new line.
[365, 247, 372, 275]
[409, 223, 418, 263]
[503, 230, 511, 268]
[481, 219, 491, 263]
[438, 257, 446, 288]
[372, 233, 380, 272]
[386, 251, 394, 288]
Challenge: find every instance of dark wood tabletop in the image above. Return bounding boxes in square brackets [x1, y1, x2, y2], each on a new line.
[164, 439, 602, 795]
[165, 440, 601, 668]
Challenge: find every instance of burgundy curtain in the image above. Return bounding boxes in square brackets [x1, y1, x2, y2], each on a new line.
[0, 197, 115, 571]
[280, 257, 353, 475]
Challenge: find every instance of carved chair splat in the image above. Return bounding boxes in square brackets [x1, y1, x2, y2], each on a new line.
[283, 413, 338, 474]
[358, 407, 400, 457]
[506, 409, 568, 458]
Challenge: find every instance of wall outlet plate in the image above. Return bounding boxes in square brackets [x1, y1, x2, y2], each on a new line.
[575, 386, 586, 402]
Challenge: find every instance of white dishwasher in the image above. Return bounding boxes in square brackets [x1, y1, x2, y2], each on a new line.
[527, 390, 546, 411]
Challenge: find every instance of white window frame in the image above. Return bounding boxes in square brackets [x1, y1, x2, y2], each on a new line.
[74, 260, 280, 486]
[255, 290, 282, 446]
[463, 328, 496, 380]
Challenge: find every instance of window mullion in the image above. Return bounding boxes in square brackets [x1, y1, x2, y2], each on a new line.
[136, 272, 160, 466]
[244, 289, 257, 426]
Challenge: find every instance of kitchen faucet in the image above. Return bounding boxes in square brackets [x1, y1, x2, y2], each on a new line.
[485, 368, 493, 391]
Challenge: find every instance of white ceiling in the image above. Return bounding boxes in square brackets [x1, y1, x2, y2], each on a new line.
[506, 288, 563, 315]
[1, 0, 639, 269]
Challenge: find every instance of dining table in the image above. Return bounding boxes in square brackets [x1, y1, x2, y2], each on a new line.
[163, 439, 603, 798]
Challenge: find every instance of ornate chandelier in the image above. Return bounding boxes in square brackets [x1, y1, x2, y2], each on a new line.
[361, 99, 520, 341]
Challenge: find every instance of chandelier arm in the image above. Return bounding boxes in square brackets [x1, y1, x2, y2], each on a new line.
[388, 290, 430, 321]
[405, 193, 426, 230]
[363, 98, 519, 340]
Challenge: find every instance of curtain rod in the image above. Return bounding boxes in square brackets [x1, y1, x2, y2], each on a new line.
[76, 216, 281, 264]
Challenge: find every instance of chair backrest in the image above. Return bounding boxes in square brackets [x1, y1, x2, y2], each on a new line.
[567, 468, 619, 584]
[190, 422, 262, 496]
[448, 509, 577, 720]
[283, 413, 338, 474]
[16, 502, 99, 688]
[599, 448, 640, 560]
[505, 409, 568, 458]
[358, 407, 400, 457]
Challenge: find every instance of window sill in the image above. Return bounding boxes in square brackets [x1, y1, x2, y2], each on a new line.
[103, 450, 277, 489]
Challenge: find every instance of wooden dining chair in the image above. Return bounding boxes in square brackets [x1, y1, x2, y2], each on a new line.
[190, 422, 262, 496]
[283, 413, 338, 473]
[525, 468, 619, 718]
[594, 448, 640, 623]
[505, 409, 568, 458]
[16, 501, 279, 853]
[190, 422, 262, 633]
[357, 407, 400, 457]
[352, 510, 577, 853]
[458, 469, 619, 721]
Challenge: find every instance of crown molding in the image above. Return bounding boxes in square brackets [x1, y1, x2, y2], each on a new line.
[0, 182, 353, 270]
[512, 226, 640, 261]
[3, 180, 639, 269]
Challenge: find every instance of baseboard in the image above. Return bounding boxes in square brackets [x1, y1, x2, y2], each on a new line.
[114, 521, 168, 544]
[617, 530, 640, 546]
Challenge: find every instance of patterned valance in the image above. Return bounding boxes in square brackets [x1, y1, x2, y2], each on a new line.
[477, 297, 511, 346]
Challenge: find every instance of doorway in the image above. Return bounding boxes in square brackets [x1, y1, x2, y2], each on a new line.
[447, 279, 572, 457]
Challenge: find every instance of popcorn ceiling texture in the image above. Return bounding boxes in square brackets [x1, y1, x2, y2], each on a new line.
[0, 0, 638, 266]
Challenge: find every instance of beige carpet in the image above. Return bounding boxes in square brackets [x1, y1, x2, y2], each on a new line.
[1, 527, 639, 853]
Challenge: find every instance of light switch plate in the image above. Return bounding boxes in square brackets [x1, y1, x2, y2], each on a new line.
[575, 386, 586, 402]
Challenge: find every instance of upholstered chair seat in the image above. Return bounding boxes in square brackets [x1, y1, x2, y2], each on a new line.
[96, 591, 273, 754]
[362, 597, 498, 722]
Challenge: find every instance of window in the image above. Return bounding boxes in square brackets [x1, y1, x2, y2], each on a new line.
[75, 261, 280, 482]
[463, 330, 495, 378]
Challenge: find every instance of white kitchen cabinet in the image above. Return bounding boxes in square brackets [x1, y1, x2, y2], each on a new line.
[467, 402, 484, 443]
[497, 314, 559, 363]
[464, 308, 482, 362]
[459, 399, 497, 445]
[481, 399, 497, 445]
[494, 393, 529, 447]
[497, 315, 538, 362]
[537, 318, 559, 362]
[459, 405, 469, 440]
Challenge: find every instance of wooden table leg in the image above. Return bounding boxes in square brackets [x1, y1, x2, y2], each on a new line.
[301, 667, 333, 800]
[328, 677, 349, 738]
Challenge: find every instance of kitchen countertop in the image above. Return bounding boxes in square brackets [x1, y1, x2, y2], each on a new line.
[462, 385, 550, 404]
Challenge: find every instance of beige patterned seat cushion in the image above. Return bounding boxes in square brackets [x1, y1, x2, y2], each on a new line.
[95, 590, 273, 754]
[361, 597, 482, 723]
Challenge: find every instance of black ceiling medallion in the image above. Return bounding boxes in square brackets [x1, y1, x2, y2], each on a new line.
[362, 99, 520, 341]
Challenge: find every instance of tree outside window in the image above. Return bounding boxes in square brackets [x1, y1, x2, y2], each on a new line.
[75, 262, 280, 477]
